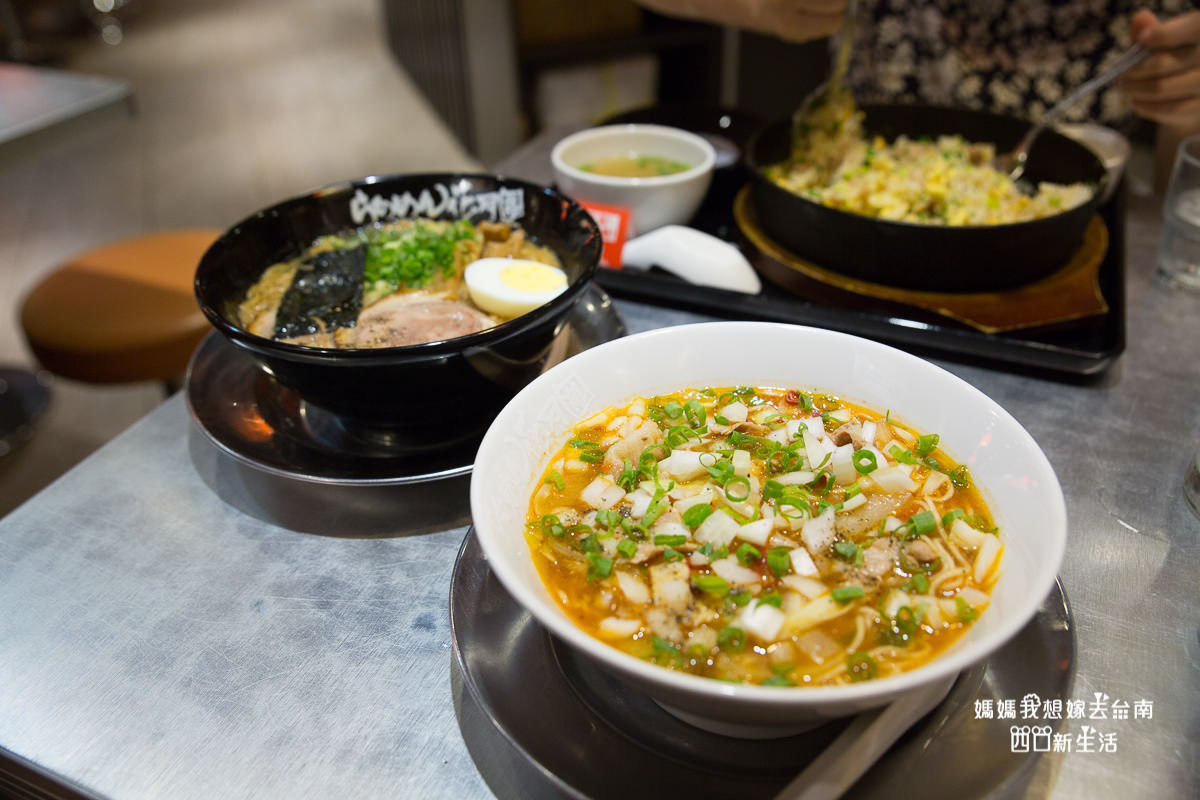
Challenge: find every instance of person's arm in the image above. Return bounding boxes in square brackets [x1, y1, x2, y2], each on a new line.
[634, 0, 846, 43]
[1122, 9, 1200, 191]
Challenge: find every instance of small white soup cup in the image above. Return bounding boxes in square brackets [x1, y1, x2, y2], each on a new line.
[551, 124, 716, 236]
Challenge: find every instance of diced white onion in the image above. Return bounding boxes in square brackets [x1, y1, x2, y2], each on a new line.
[673, 486, 714, 515]
[605, 415, 627, 433]
[766, 428, 791, 445]
[781, 575, 828, 600]
[781, 593, 851, 635]
[580, 410, 610, 429]
[794, 630, 841, 664]
[774, 470, 816, 486]
[882, 515, 902, 533]
[958, 586, 990, 608]
[664, 450, 708, 481]
[738, 602, 786, 641]
[801, 508, 837, 555]
[829, 443, 857, 485]
[650, 518, 690, 540]
[789, 547, 820, 576]
[710, 556, 760, 586]
[720, 401, 748, 423]
[974, 535, 1002, 583]
[826, 409, 851, 423]
[598, 617, 641, 637]
[581, 476, 623, 509]
[803, 431, 828, 470]
[838, 493, 867, 512]
[731, 449, 752, 476]
[564, 459, 590, 473]
[871, 464, 918, 493]
[737, 518, 773, 546]
[615, 571, 650, 604]
[861, 421, 877, 446]
[626, 488, 652, 519]
[628, 399, 646, 417]
[694, 510, 741, 548]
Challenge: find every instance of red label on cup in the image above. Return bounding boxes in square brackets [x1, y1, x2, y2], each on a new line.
[579, 201, 631, 269]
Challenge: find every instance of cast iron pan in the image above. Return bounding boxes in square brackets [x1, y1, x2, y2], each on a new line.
[746, 105, 1109, 292]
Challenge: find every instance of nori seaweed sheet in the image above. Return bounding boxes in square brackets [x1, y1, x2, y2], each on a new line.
[274, 245, 366, 338]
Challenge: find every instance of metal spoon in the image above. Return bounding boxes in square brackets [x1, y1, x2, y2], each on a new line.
[998, 43, 1149, 181]
[791, 0, 859, 159]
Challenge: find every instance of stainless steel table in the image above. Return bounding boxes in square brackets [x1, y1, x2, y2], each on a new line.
[0, 136, 1196, 799]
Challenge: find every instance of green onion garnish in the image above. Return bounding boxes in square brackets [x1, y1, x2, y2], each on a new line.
[682, 504, 714, 529]
[736, 543, 761, 565]
[888, 445, 918, 465]
[832, 585, 865, 604]
[903, 573, 930, 593]
[767, 547, 791, 577]
[724, 475, 751, 503]
[616, 538, 638, 559]
[585, 552, 612, 581]
[545, 471, 565, 491]
[852, 449, 878, 474]
[651, 635, 683, 665]
[908, 510, 937, 537]
[578, 450, 604, 464]
[833, 541, 863, 566]
[915, 433, 940, 456]
[663, 547, 684, 562]
[847, 651, 878, 682]
[653, 534, 687, 547]
[762, 675, 795, 687]
[717, 626, 746, 652]
[941, 508, 965, 527]
[758, 591, 783, 608]
[662, 401, 684, 419]
[684, 398, 706, 428]
[955, 596, 979, 623]
[693, 574, 730, 596]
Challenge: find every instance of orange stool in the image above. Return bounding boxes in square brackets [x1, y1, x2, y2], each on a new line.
[20, 230, 220, 387]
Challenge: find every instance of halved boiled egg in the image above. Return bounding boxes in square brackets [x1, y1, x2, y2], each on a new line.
[464, 257, 568, 319]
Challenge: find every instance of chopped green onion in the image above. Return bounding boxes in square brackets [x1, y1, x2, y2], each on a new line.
[758, 591, 783, 608]
[662, 547, 684, 562]
[832, 585, 865, 604]
[949, 465, 972, 488]
[941, 508, 965, 527]
[903, 573, 930, 593]
[682, 504, 714, 529]
[729, 590, 752, 607]
[714, 414, 732, 426]
[915, 433, 940, 456]
[585, 552, 612, 581]
[833, 541, 863, 566]
[767, 547, 791, 577]
[662, 401, 684, 419]
[717, 626, 746, 652]
[693, 574, 730, 596]
[578, 534, 601, 553]
[847, 651, 878, 682]
[852, 449, 878, 474]
[615, 459, 638, 491]
[955, 596, 979, 623]
[616, 538, 638, 559]
[594, 509, 621, 529]
[578, 450, 604, 464]
[908, 510, 937, 537]
[545, 471, 565, 491]
[736, 542, 761, 565]
[724, 475, 751, 503]
[653, 534, 687, 547]
[568, 438, 599, 449]
[762, 480, 785, 501]
[762, 675, 795, 687]
[888, 445, 918, 465]
[651, 635, 683, 665]
[684, 399, 706, 428]
[642, 492, 669, 528]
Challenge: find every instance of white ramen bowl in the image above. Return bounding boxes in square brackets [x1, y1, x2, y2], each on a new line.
[470, 322, 1067, 736]
[551, 124, 715, 236]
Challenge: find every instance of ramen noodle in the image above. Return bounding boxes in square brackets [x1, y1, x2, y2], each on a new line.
[525, 386, 1002, 687]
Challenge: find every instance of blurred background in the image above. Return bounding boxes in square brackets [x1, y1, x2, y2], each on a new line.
[0, 0, 825, 518]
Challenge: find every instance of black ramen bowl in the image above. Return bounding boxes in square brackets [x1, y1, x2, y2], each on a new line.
[746, 105, 1109, 293]
[194, 173, 601, 453]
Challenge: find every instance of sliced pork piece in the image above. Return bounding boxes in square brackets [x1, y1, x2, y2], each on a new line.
[351, 299, 495, 348]
[602, 419, 663, 479]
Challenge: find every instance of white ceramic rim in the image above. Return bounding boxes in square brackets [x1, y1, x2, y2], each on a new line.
[471, 321, 1067, 707]
[550, 124, 717, 188]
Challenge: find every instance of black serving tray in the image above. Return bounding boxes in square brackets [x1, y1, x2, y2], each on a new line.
[593, 107, 1126, 380]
